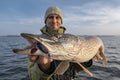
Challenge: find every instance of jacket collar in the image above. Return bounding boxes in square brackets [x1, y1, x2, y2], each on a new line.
[40, 25, 66, 37]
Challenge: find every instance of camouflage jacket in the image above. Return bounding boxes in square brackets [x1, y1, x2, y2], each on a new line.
[28, 25, 93, 80]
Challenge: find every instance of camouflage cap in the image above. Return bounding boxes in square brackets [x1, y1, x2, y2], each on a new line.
[44, 6, 63, 24]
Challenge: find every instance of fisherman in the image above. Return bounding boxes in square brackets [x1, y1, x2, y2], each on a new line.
[28, 6, 93, 80]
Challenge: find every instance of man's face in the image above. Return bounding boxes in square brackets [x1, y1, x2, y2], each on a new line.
[46, 14, 62, 30]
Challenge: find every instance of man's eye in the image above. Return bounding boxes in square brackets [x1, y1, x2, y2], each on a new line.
[48, 16, 53, 19]
[48, 16, 60, 19]
[56, 16, 59, 19]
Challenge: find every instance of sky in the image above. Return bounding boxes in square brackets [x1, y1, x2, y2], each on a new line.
[0, 0, 120, 36]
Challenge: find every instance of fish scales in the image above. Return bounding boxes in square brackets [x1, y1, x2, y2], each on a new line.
[13, 33, 107, 77]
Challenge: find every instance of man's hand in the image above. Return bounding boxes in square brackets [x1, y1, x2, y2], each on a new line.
[29, 55, 53, 70]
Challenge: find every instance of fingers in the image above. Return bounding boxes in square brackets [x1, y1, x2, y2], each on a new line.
[28, 55, 53, 64]
[37, 56, 53, 64]
[28, 55, 38, 62]
[50, 58, 53, 62]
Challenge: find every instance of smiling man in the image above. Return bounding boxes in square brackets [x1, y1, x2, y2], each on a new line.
[28, 6, 93, 80]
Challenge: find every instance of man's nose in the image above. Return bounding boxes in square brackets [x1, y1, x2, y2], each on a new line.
[53, 17, 57, 23]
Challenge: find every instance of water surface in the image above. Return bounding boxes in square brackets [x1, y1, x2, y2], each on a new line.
[0, 36, 120, 80]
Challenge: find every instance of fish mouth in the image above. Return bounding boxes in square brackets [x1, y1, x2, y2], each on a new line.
[21, 33, 49, 55]
[21, 33, 37, 44]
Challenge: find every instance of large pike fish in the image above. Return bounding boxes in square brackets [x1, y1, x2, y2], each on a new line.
[13, 33, 107, 77]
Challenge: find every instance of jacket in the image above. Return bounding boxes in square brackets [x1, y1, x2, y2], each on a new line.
[28, 25, 93, 80]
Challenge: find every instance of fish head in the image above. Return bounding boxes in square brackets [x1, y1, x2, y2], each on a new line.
[21, 33, 64, 56]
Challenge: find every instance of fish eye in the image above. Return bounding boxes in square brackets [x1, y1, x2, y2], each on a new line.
[37, 42, 48, 54]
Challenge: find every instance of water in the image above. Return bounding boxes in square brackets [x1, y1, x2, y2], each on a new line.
[0, 36, 120, 80]
[0, 36, 28, 80]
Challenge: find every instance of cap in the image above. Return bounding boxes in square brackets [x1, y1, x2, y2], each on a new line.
[44, 6, 63, 24]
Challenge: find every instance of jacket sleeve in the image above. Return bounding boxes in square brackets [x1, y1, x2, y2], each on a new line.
[28, 59, 56, 80]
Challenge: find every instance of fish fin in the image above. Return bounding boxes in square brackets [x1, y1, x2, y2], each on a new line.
[53, 61, 70, 75]
[93, 52, 102, 61]
[100, 52, 107, 67]
[13, 46, 31, 54]
[99, 47, 107, 66]
[93, 55, 99, 61]
[77, 62, 93, 77]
